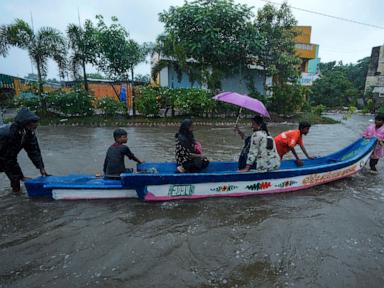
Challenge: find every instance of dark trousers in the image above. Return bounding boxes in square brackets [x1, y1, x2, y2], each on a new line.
[0, 160, 21, 191]
[369, 158, 379, 171]
[182, 157, 209, 172]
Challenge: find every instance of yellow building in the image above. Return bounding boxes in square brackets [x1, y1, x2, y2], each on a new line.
[294, 26, 319, 73]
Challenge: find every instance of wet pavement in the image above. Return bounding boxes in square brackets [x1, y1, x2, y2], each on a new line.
[1, 114, 383, 288]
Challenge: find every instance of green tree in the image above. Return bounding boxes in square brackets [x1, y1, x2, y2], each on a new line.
[95, 16, 148, 80]
[318, 58, 370, 100]
[151, 33, 198, 86]
[271, 83, 306, 115]
[0, 24, 9, 56]
[311, 69, 358, 107]
[86, 73, 106, 79]
[254, 3, 301, 89]
[157, 0, 255, 89]
[318, 61, 338, 74]
[67, 21, 99, 91]
[134, 74, 150, 84]
[343, 57, 370, 99]
[2, 19, 66, 111]
[95, 15, 149, 115]
[312, 59, 368, 107]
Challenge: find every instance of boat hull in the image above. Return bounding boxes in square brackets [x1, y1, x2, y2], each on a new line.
[24, 138, 377, 201]
[25, 175, 138, 200]
[143, 153, 370, 201]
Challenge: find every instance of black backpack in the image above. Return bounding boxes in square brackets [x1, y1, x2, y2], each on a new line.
[238, 136, 252, 169]
[238, 134, 274, 169]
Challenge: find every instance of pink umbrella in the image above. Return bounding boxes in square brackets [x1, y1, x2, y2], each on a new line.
[213, 92, 270, 120]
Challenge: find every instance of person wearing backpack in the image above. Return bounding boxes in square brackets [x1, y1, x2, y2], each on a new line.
[235, 116, 280, 172]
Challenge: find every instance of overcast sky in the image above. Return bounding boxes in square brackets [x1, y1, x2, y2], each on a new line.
[0, 0, 383, 80]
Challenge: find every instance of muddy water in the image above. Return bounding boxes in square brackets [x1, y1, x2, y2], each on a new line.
[1, 114, 384, 288]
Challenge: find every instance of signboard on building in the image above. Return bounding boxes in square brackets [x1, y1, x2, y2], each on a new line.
[300, 73, 319, 86]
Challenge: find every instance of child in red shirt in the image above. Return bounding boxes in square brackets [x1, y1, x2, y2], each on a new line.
[274, 121, 315, 166]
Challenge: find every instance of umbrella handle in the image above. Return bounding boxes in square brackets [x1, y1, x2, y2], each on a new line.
[235, 107, 243, 126]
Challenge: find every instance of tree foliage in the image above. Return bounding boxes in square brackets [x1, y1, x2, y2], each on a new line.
[135, 86, 162, 117]
[156, 0, 301, 93]
[15, 87, 94, 116]
[271, 83, 307, 115]
[344, 57, 370, 96]
[2, 19, 67, 111]
[0, 24, 9, 57]
[318, 58, 369, 96]
[94, 15, 150, 116]
[86, 73, 106, 79]
[311, 60, 366, 107]
[134, 74, 150, 84]
[255, 3, 301, 86]
[95, 15, 148, 81]
[96, 97, 126, 117]
[46, 88, 94, 116]
[135, 86, 215, 117]
[67, 21, 99, 90]
[157, 0, 256, 89]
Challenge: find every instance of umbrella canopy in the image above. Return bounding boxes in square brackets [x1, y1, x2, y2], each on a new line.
[213, 92, 270, 118]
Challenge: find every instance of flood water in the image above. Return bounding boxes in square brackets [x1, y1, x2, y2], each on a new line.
[1, 114, 383, 288]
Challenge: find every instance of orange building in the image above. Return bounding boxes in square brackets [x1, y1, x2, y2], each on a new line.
[64, 79, 133, 108]
[0, 73, 135, 109]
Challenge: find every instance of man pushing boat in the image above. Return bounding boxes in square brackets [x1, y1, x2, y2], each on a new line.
[274, 121, 316, 166]
[0, 108, 48, 193]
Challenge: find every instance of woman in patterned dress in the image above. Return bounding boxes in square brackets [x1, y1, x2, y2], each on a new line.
[175, 119, 209, 173]
[237, 116, 280, 172]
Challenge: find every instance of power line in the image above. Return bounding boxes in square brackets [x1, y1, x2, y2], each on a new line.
[257, 0, 384, 30]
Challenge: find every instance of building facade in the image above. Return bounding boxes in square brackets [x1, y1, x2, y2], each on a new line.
[294, 26, 320, 86]
[152, 26, 320, 94]
[365, 44, 384, 109]
[152, 53, 266, 95]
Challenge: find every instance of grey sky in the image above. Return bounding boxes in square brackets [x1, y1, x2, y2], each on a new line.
[0, 0, 383, 80]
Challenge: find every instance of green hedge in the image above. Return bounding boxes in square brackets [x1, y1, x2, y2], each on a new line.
[135, 86, 162, 116]
[270, 84, 307, 115]
[96, 97, 126, 117]
[135, 86, 217, 117]
[14, 88, 95, 116]
[47, 89, 94, 116]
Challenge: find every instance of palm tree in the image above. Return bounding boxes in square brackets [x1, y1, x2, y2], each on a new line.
[128, 41, 150, 116]
[67, 21, 98, 91]
[3, 19, 67, 109]
[0, 24, 9, 57]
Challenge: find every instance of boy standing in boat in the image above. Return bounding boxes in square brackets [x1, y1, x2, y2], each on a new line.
[274, 121, 315, 166]
[103, 128, 143, 178]
[363, 113, 384, 173]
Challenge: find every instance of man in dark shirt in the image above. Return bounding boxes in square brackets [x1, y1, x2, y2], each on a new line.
[103, 128, 143, 178]
[0, 108, 48, 192]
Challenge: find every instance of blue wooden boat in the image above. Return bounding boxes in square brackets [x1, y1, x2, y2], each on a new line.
[25, 137, 377, 201]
